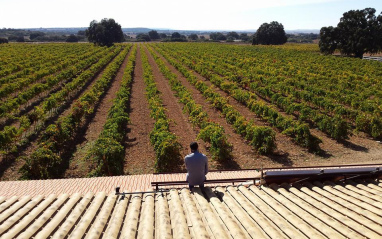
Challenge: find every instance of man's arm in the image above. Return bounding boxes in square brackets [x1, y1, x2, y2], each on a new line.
[204, 156, 208, 175]
[185, 156, 189, 170]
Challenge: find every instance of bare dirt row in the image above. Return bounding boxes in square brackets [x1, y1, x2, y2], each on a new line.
[150, 46, 382, 168]
[0, 48, 126, 180]
[64, 48, 134, 178]
[145, 47, 266, 169]
[123, 46, 156, 175]
[1, 44, 381, 181]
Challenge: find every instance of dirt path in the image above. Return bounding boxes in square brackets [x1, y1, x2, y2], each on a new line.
[144, 47, 208, 171]
[124, 46, 156, 175]
[148, 48, 280, 170]
[64, 49, 133, 178]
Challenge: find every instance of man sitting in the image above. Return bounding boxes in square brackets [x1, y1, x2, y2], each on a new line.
[185, 142, 208, 190]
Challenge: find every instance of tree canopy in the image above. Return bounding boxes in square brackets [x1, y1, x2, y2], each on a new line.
[188, 34, 198, 40]
[85, 18, 124, 47]
[159, 33, 167, 39]
[319, 8, 382, 58]
[168, 32, 187, 42]
[136, 33, 151, 42]
[210, 32, 226, 41]
[239, 33, 250, 42]
[227, 31, 239, 39]
[171, 32, 181, 39]
[0, 38, 8, 44]
[148, 30, 160, 40]
[252, 21, 287, 45]
[66, 34, 78, 43]
[30, 32, 45, 40]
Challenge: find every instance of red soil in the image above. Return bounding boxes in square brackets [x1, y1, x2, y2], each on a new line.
[64, 49, 133, 178]
[123, 46, 157, 175]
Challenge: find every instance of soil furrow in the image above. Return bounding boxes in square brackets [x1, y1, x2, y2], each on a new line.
[124, 45, 156, 175]
[149, 48, 277, 169]
[155, 46, 382, 168]
[0, 49, 123, 181]
[144, 47, 208, 172]
[64, 49, 133, 178]
[151, 47, 302, 167]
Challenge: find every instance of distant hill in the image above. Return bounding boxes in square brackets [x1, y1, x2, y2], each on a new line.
[26, 27, 87, 34]
[123, 28, 153, 33]
[1, 27, 320, 36]
[286, 29, 320, 34]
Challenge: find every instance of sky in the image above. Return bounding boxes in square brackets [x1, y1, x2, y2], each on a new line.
[1, 0, 381, 30]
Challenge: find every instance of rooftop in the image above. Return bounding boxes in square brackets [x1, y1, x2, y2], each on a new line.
[0, 179, 381, 238]
[0, 164, 381, 238]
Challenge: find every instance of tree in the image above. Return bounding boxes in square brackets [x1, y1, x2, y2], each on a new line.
[86, 18, 124, 47]
[319, 26, 338, 55]
[227, 31, 239, 39]
[30, 32, 45, 40]
[159, 33, 167, 39]
[136, 33, 151, 42]
[148, 30, 160, 40]
[226, 36, 235, 42]
[171, 32, 181, 39]
[169, 32, 187, 42]
[252, 21, 287, 45]
[319, 8, 382, 58]
[16, 36, 25, 42]
[210, 32, 226, 41]
[0, 38, 8, 44]
[66, 34, 78, 42]
[188, 33, 198, 40]
[239, 33, 250, 41]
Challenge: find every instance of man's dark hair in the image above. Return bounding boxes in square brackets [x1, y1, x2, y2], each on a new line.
[190, 142, 198, 151]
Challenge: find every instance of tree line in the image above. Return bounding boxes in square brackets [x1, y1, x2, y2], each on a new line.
[319, 8, 382, 58]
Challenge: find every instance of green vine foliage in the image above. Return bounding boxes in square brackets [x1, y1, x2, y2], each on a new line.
[0, 46, 119, 152]
[0, 126, 18, 152]
[141, 47, 183, 172]
[88, 46, 137, 176]
[156, 43, 382, 140]
[146, 45, 234, 160]
[153, 44, 321, 152]
[22, 45, 131, 179]
[22, 147, 61, 179]
[149, 45, 277, 155]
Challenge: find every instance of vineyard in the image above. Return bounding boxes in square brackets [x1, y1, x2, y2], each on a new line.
[0, 42, 381, 180]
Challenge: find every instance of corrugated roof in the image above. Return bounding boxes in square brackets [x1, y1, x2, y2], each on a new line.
[0, 179, 381, 238]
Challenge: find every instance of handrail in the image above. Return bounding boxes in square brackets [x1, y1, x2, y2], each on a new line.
[151, 163, 382, 175]
[150, 165, 381, 190]
[151, 177, 259, 190]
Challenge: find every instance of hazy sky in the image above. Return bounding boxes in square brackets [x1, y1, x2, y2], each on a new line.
[1, 0, 381, 30]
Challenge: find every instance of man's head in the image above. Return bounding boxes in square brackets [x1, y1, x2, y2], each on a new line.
[190, 142, 198, 152]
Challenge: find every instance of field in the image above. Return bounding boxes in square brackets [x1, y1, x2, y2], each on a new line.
[0, 42, 381, 180]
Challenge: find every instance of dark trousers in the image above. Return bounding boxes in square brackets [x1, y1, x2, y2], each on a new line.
[189, 183, 205, 190]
